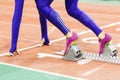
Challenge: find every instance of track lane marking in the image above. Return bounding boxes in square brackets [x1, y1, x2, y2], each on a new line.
[0, 21, 120, 56]
[0, 62, 87, 80]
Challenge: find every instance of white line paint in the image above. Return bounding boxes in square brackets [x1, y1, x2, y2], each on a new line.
[54, 51, 64, 55]
[116, 28, 120, 31]
[0, 53, 8, 56]
[82, 37, 98, 44]
[49, 21, 120, 43]
[82, 65, 104, 76]
[0, 21, 56, 42]
[38, 53, 92, 65]
[38, 53, 63, 59]
[1, 3, 119, 79]
[78, 59, 92, 65]
[116, 43, 120, 48]
[0, 62, 87, 80]
[54, 51, 92, 65]
[0, 22, 120, 56]
[48, 27, 56, 35]
[78, 21, 120, 35]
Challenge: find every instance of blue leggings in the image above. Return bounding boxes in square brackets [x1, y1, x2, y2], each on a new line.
[36, 0, 70, 35]
[9, 0, 48, 53]
[36, 0, 102, 36]
[65, 0, 102, 36]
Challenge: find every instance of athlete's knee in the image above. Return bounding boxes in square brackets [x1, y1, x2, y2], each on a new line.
[66, 7, 85, 18]
[66, 7, 78, 17]
[36, 0, 53, 11]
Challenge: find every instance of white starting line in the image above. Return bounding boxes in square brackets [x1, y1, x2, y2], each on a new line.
[37, 52, 92, 65]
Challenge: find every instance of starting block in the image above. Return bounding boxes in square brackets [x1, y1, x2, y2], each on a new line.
[101, 43, 118, 57]
[83, 43, 119, 64]
[63, 44, 83, 61]
[54, 43, 120, 64]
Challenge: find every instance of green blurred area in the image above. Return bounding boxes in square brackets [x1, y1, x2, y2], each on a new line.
[0, 64, 75, 80]
[79, 0, 120, 6]
[56, 0, 120, 6]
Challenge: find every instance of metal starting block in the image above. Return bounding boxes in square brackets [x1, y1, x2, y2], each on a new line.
[82, 43, 120, 64]
[63, 44, 83, 61]
[101, 43, 118, 57]
[54, 43, 120, 64]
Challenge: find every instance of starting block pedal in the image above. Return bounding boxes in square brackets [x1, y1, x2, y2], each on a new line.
[101, 43, 118, 57]
[63, 44, 83, 61]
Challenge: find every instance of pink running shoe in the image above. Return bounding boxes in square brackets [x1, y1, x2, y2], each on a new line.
[64, 32, 79, 56]
[99, 33, 112, 55]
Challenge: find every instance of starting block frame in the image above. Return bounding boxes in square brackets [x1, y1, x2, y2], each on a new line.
[63, 44, 83, 61]
[102, 43, 118, 57]
[54, 43, 120, 64]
